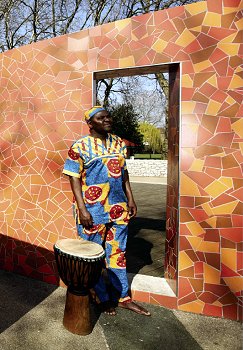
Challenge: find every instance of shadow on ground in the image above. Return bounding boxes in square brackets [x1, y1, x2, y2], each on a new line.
[0, 269, 57, 333]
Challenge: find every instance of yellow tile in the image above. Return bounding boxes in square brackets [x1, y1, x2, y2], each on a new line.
[179, 300, 204, 313]
[201, 203, 214, 216]
[204, 264, 220, 284]
[194, 60, 212, 72]
[187, 236, 203, 250]
[212, 200, 238, 215]
[180, 173, 201, 196]
[186, 1, 207, 15]
[205, 100, 222, 116]
[198, 241, 220, 253]
[186, 221, 205, 236]
[205, 216, 217, 228]
[203, 13, 221, 27]
[179, 251, 194, 270]
[219, 177, 233, 189]
[182, 101, 196, 114]
[224, 7, 241, 14]
[218, 43, 240, 56]
[176, 29, 196, 46]
[232, 118, 243, 138]
[190, 26, 202, 32]
[119, 56, 135, 68]
[235, 18, 243, 30]
[152, 38, 168, 52]
[205, 180, 228, 198]
[115, 18, 130, 30]
[225, 95, 236, 105]
[229, 75, 243, 89]
[207, 74, 218, 87]
[222, 248, 237, 271]
[223, 277, 243, 293]
[189, 159, 204, 172]
[239, 143, 243, 156]
[221, 33, 238, 43]
[182, 74, 193, 88]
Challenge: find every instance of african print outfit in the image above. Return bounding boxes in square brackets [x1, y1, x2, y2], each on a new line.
[63, 133, 130, 302]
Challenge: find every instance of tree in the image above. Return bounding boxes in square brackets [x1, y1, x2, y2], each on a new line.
[139, 122, 163, 154]
[108, 103, 143, 149]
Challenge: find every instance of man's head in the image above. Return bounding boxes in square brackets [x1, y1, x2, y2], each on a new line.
[85, 106, 112, 135]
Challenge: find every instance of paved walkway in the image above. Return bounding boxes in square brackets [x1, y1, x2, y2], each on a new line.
[0, 270, 241, 350]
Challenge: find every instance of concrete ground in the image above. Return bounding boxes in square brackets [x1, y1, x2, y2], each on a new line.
[0, 269, 241, 350]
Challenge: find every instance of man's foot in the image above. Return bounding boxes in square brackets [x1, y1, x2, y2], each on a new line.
[118, 298, 151, 316]
[99, 301, 116, 316]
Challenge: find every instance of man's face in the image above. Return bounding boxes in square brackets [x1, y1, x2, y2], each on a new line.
[88, 110, 113, 134]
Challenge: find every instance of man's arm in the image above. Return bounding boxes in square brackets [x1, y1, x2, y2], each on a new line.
[69, 176, 93, 228]
[123, 170, 137, 218]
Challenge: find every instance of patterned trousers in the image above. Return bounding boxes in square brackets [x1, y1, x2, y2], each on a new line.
[77, 221, 129, 303]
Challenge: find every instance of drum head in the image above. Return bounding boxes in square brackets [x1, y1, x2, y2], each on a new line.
[55, 239, 104, 258]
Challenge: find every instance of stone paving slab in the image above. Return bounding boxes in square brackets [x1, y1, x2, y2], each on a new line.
[0, 270, 241, 350]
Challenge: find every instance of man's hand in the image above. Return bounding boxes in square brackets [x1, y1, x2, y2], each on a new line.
[78, 208, 93, 228]
[128, 199, 137, 219]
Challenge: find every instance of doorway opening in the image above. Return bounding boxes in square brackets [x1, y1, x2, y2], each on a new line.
[93, 63, 180, 295]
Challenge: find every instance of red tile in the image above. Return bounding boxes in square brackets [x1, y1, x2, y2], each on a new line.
[150, 294, 177, 309]
[224, 0, 241, 6]
[208, 0, 222, 13]
[188, 209, 209, 222]
[237, 252, 243, 271]
[180, 196, 195, 208]
[221, 264, 238, 277]
[223, 304, 238, 320]
[205, 167, 222, 179]
[203, 304, 222, 318]
[197, 125, 214, 145]
[232, 215, 243, 227]
[186, 171, 214, 188]
[199, 291, 219, 303]
[231, 188, 243, 202]
[211, 193, 236, 207]
[178, 292, 197, 305]
[220, 228, 243, 243]
[205, 283, 230, 297]
[216, 117, 232, 132]
[178, 277, 195, 299]
[195, 261, 204, 274]
[222, 167, 242, 177]
[185, 39, 202, 54]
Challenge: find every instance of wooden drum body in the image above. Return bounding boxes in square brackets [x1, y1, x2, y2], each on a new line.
[54, 239, 105, 335]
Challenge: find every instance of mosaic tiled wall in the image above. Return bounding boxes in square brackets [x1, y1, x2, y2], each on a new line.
[164, 64, 180, 294]
[0, 0, 242, 321]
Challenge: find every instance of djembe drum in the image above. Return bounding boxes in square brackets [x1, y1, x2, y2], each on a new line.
[54, 239, 105, 335]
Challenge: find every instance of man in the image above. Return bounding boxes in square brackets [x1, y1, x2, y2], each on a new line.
[63, 106, 150, 316]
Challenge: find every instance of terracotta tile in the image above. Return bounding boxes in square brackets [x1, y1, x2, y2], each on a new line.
[179, 266, 195, 277]
[131, 290, 150, 303]
[149, 294, 177, 309]
[184, 13, 205, 29]
[232, 215, 243, 227]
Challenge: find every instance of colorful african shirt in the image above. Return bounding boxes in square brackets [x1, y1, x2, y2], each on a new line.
[63, 134, 129, 225]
